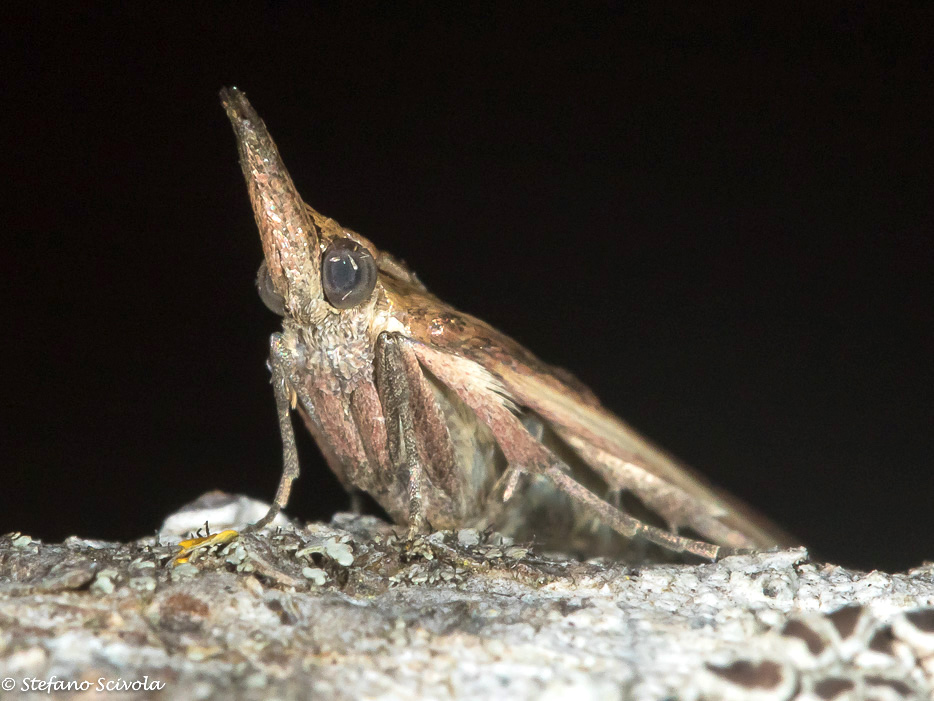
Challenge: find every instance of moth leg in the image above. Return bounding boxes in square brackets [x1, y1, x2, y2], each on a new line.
[244, 333, 301, 533]
[540, 462, 724, 559]
[471, 465, 526, 533]
[483, 413, 538, 503]
[410, 341, 726, 559]
[552, 428, 763, 549]
[500, 466, 526, 502]
[375, 333, 429, 536]
[482, 414, 539, 502]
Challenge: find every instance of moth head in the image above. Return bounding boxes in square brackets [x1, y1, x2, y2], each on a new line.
[223, 87, 381, 324]
[256, 227, 379, 319]
[254, 219, 379, 318]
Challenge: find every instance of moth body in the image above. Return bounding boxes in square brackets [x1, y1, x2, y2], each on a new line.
[221, 87, 795, 560]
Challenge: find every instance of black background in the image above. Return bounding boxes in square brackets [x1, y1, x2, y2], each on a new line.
[3, 3, 931, 572]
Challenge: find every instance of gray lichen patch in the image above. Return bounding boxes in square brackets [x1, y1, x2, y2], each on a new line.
[0, 494, 933, 700]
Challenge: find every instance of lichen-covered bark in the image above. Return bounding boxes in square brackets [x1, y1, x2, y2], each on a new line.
[0, 493, 931, 700]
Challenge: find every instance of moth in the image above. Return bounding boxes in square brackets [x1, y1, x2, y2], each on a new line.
[221, 87, 794, 560]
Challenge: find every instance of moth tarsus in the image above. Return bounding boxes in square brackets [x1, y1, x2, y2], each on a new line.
[220, 86, 796, 561]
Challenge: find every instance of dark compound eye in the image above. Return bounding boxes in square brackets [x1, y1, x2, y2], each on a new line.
[321, 238, 377, 309]
[256, 261, 286, 316]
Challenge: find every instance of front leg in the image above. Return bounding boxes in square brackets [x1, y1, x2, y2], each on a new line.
[375, 332, 430, 536]
[244, 333, 301, 533]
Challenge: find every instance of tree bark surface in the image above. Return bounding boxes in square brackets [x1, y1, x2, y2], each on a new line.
[0, 493, 931, 700]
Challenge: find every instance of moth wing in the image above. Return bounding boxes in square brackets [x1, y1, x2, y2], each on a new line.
[391, 287, 795, 552]
[501, 366, 795, 549]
